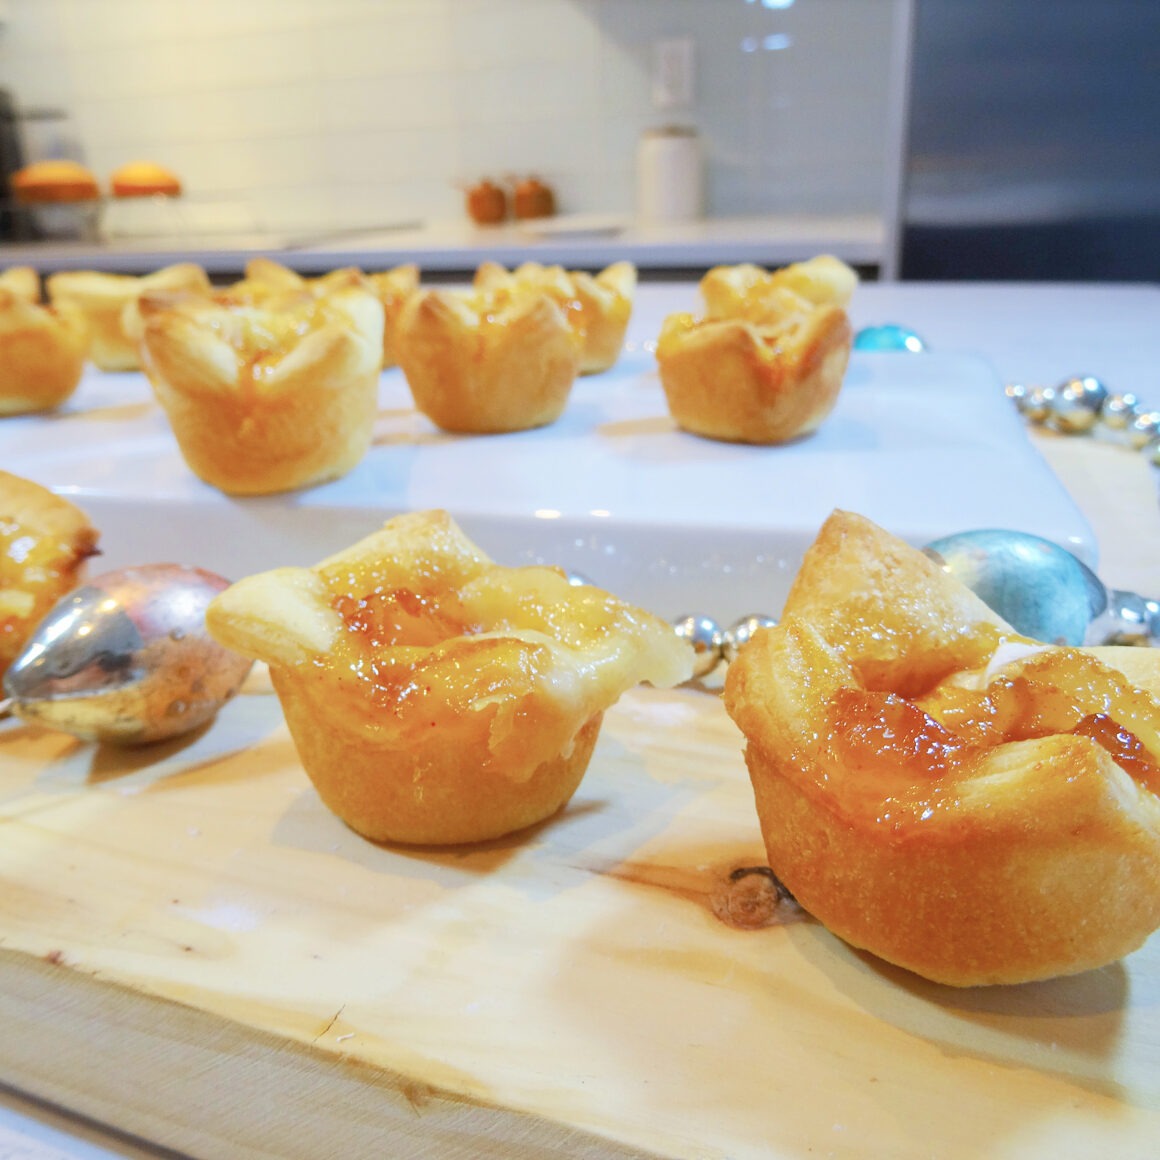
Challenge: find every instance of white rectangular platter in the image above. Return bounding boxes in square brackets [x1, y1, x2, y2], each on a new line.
[0, 293, 1092, 627]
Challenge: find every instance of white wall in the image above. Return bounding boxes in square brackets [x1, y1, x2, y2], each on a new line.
[0, 0, 897, 236]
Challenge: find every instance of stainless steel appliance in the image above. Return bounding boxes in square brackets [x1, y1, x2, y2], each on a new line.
[897, 0, 1160, 280]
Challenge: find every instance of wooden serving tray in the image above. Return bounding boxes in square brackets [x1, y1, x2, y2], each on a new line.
[1, 684, 1157, 1159]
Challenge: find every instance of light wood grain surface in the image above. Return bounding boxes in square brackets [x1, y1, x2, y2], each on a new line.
[1032, 432, 1160, 597]
[2, 655, 1159, 1158]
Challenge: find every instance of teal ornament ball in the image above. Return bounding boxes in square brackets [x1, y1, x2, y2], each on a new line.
[923, 530, 1106, 646]
[853, 324, 926, 353]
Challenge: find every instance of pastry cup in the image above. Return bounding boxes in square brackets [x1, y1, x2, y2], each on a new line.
[1, 470, 99, 679]
[139, 281, 384, 496]
[0, 284, 89, 415]
[366, 264, 419, 369]
[474, 260, 636, 374]
[395, 284, 581, 433]
[218, 257, 358, 306]
[723, 510, 1160, 986]
[657, 256, 856, 445]
[206, 509, 693, 845]
[700, 255, 858, 321]
[657, 306, 852, 444]
[47, 263, 211, 371]
[0, 266, 41, 303]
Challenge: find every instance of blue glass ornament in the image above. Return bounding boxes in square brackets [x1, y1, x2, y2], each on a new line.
[924, 529, 1105, 646]
[853, 324, 926, 353]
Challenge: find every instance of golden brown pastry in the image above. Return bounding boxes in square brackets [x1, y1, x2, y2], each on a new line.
[0, 284, 89, 414]
[656, 256, 857, 445]
[1, 470, 99, 679]
[47, 263, 211, 371]
[0, 266, 41, 303]
[219, 257, 311, 305]
[700, 255, 858, 321]
[366, 264, 419, 369]
[206, 509, 693, 845]
[109, 161, 182, 198]
[11, 160, 100, 204]
[138, 279, 383, 496]
[218, 258, 366, 309]
[395, 282, 581, 433]
[723, 510, 1160, 987]
[473, 260, 636, 374]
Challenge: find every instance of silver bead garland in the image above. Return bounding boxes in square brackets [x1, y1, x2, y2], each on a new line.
[673, 612, 778, 679]
[1007, 376, 1160, 466]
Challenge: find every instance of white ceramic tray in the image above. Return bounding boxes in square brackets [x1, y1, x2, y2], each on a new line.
[1, 345, 1091, 625]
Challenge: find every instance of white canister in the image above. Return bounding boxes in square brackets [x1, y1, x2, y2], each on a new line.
[636, 125, 704, 224]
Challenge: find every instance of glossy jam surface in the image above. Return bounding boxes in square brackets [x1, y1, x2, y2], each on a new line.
[825, 646, 1160, 811]
[332, 584, 472, 653]
[0, 516, 83, 671]
[236, 302, 320, 385]
[319, 547, 659, 724]
[321, 551, 538, 714]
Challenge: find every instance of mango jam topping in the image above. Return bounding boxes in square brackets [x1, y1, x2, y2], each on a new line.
[0, 514, 89, 673]
[825, 645, 1160, 816]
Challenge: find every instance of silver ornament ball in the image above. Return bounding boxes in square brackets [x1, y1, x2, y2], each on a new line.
[1100, 392, 1140, 430]
[1146, 599, 1160, 640]
[1020, 384, 1057, 425]
[924, 529, 1105, 646]
[1087, 589, 1155, 647]
[673, 613, 724, 679]
[3, 563, 252, 745]
[1004, 383, 1028, 408]
[1048, 376, 1108, 434]
[722, 614, 778, 666]
[1127, 410, 1160, 450]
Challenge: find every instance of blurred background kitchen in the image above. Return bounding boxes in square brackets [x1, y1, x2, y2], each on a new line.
[0, 0, 1156, 280]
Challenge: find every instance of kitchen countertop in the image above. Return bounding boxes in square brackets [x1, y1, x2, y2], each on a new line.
[2, 280, 1159, 1160]
[0, 212, 885, 277]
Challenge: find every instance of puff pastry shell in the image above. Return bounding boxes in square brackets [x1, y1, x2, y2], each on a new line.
[657, 256, 856, 444]
[47, 263, 211, 371]
[473, 260, 636, 374]
[1, 470, 98, 679]
[139, 280, 384, 495]
[366, 264, 419, 369]
[206, 509, 693, 845]
[0, 278, 89, 415]
[395, 282, 581, 433]
[723, 510, 1160, 986]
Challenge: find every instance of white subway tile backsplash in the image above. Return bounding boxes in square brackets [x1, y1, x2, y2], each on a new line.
[320, 74, 459, 133]
[449, 0, 600, 71]
[316, 9, 453, 81]
[453, 58, 602, 128]
[597, 39, 654, 116]
[4, 0, 898, 235]
[318, 0, 450, 31]
[330, 177, 458, 233]
[458, 116, 602, 185]
[175, 30, 321, 94]
[1, 0, 66, 54]
[323, 126, 460, 187]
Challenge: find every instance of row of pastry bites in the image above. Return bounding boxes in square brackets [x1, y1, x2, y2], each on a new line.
[0, 257, 642, 495]
[0, 258, 416, 376]
[134, 258, 639, 494]
[1, 254, 859, 494]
